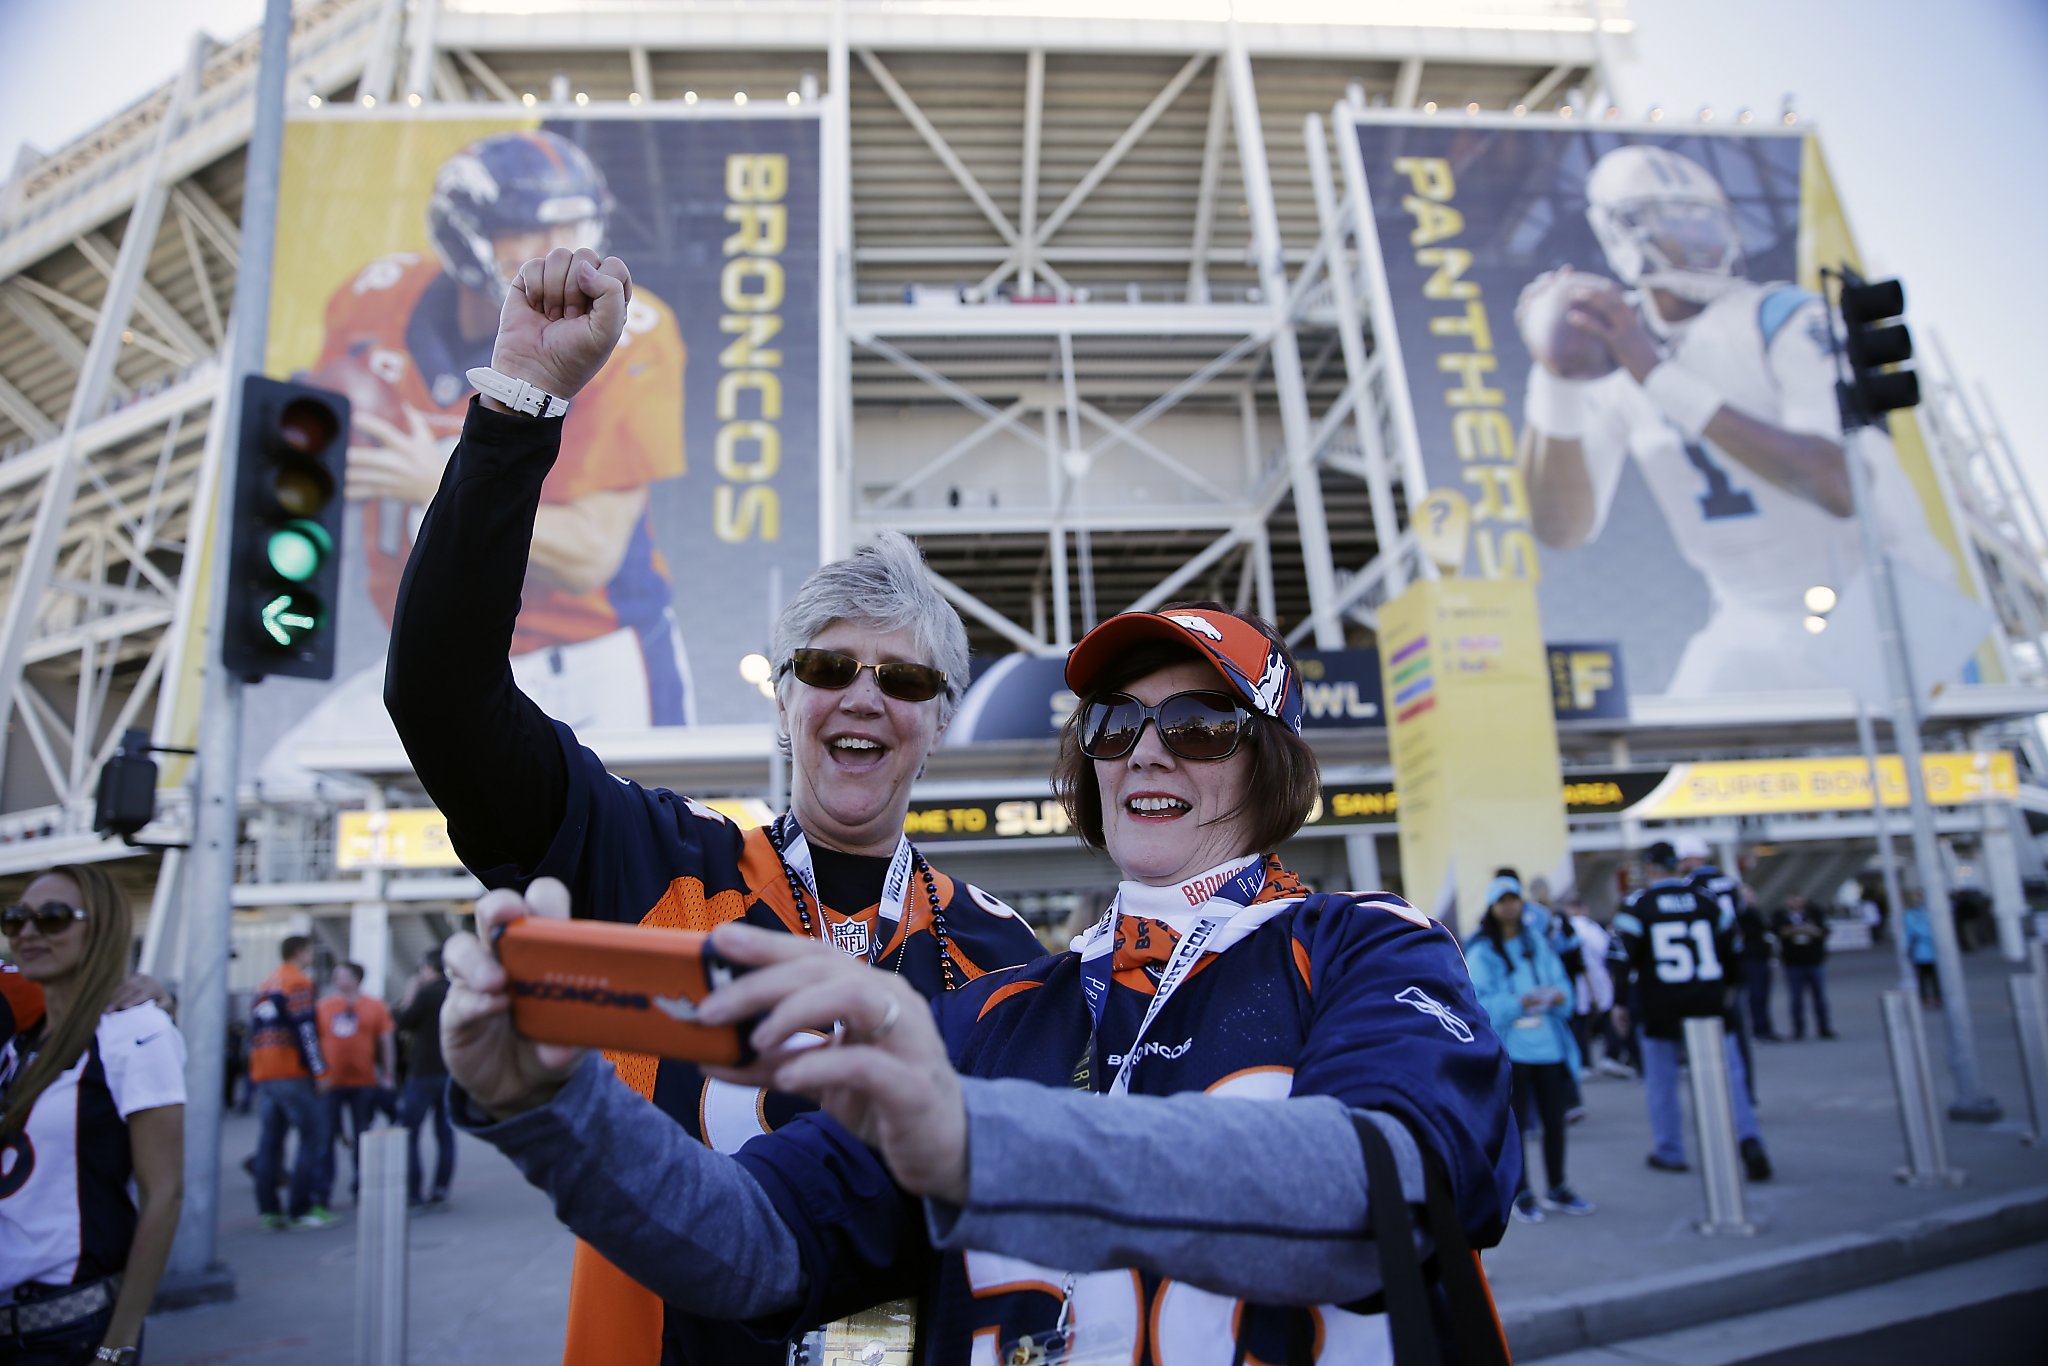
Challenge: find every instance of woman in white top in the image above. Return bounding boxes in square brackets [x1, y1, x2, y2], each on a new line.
[0, 864, 185, 1366]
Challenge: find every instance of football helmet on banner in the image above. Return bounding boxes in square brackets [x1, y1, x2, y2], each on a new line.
[428, 130, 614, 300]
[1584, 145, 1745, 306]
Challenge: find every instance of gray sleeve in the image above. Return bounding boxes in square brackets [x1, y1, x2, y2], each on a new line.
[450, 1054, 803, 1317]
[925, 1078, 1424, 1304]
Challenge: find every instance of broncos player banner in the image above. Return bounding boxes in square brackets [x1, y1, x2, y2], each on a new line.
[1344, 115, 1991, 704]
[242, 109, 822, 793]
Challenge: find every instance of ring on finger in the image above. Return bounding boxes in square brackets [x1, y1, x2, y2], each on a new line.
[857, 995, 902, 1045]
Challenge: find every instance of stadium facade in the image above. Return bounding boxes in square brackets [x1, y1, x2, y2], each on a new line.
[2, 0, 2045, 990]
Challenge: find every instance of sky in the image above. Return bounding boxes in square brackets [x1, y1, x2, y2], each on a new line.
[3, 0, 2046, 517]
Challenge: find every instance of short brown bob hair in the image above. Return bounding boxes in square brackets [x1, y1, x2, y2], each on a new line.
[1052, 602, 1320, 856]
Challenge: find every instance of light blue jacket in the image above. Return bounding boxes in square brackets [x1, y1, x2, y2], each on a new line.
[1465, 929, 1574, 1066]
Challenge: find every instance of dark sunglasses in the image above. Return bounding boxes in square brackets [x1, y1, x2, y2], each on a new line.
[782, 648, 947, 703]
[1, 901, 88, 938]
[1079, 690, 1251, 762]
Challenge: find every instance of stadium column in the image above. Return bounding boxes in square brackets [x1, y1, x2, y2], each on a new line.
[1223, 30, 1343, 650]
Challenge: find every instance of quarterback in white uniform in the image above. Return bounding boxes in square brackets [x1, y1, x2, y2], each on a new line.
[1518, 145, 1957, 697]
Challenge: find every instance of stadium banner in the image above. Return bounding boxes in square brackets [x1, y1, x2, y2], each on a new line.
[944, 639, 1625, 744]
[1378, 577, 1571, 934]
[245, 108, 822, 793]
[1629, 750, 2018, 819]
[1343, 114, 1992, 704]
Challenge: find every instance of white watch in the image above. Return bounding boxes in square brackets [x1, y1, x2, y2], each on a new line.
[466, 366, 569, 418]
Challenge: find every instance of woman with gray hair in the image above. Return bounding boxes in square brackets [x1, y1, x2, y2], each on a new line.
[382, 250, 1044, 1366]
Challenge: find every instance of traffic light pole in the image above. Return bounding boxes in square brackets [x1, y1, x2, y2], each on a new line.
[1823, 265, 1998, 1122]
[164, 0, 293, 1293]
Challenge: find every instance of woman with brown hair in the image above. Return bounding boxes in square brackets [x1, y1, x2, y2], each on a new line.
[0, 864, 185, 1365]
[440, 599, 1518, 1364]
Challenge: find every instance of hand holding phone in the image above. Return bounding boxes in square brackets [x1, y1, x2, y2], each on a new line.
[493, 917, 756, 1066]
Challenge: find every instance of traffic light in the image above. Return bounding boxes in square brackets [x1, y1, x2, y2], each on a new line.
[222, 375, 350, 680]
[1838, 273, 1919, 420]
[94, 728, 158, 840]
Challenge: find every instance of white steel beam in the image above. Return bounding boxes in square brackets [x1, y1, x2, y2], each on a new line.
[976, 52, 1210, 299]
[1017, 49, 1045, 294]
[927, 569, 1045, 655]
[849, 302, 1269, 338]
[1393, 57, 1423, 109]
[173, 208, 226, 348]
[452, 48, 520, 105]
[857, 49, 1022, 250]
[405, 0, 446, 102]
[170, 184, 242, 267]
[866, 397, 1034, 508]
[11, 275, 184, 367]
[1127, 526, 1243, 613]
[1518, 62, 1573, 110]
[0, 372, 56, 442]
[1076, 398, 1232, 503]
[1188, 66, 1231, 305]
[860, 337, 1043, 447]
[1307, 111, 1405, 596]
[432, 54, 467, 103]
[0, 36, 205, 785]
[629, 46, 654, 102]
[2, 282, 92, 374]
[357, 0, 410, 104]
[76, 232, 208, 363]
[1227, 30, 1342, 648]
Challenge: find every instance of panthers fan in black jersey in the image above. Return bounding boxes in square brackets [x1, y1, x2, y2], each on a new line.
[1610, 841, 1772, 1181]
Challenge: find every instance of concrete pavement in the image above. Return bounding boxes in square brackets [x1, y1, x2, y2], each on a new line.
[139, 942, 2048, 1364]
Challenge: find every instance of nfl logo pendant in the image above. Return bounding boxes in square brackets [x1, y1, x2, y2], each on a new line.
[830, 917, 871, 959]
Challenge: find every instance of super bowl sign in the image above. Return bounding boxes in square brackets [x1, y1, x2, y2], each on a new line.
[1346, 114, 1986, 704]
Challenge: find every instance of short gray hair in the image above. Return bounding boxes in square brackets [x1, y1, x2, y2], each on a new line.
[771, 531, 970, 725]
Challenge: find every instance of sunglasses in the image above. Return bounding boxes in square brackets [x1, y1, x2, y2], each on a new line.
[782, 648, 947, 703]
[1079, 690, 1251, 762]
[1, 901, 87, 938]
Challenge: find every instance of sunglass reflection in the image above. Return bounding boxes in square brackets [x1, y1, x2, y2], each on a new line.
[1079, 691, 1250, 762]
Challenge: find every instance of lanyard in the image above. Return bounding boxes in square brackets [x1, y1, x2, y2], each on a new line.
[775, 816, 919, 966]
[1077, 855, 1273, 1097]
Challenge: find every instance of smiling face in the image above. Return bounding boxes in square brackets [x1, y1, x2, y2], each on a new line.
[779, 620, 948, 856]
[8, 872, 88, 985]
[1095, 658, 1259, 888]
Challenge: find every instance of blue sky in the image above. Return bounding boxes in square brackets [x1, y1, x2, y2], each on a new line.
[4, 0, 2046, 516]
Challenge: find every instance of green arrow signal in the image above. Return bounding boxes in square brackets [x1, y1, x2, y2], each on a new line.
[261, 593, 319, 645]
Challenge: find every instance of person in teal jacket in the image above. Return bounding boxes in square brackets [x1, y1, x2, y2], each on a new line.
[1467, 875, 1594, 1222]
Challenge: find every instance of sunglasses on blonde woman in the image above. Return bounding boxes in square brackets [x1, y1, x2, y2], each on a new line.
[781, 648, 948, 703]
[1, 901, 88, 937]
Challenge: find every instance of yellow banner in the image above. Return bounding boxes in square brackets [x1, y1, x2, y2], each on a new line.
[1380, 578, 1569, 934]
[1632, 751, 2017, 819]
[335, 797, 777, 871]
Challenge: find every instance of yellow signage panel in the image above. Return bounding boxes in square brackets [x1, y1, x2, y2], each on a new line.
[1633, 752, 2017, 819]
[335, 798, 779, 871]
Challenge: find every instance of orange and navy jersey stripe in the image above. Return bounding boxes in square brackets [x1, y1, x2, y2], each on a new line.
[248, 964, 323, 1082]
[531, 722, 1044, 1365]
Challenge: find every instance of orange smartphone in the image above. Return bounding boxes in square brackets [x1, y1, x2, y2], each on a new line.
[493, 917, 756, 1065]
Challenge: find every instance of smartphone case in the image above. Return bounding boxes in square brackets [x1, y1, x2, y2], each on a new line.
[493, 917, 754, 1065]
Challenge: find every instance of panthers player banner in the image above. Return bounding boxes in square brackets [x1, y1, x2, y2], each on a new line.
[1346, 115, 1989, 704]
[243, 110, 822, 793]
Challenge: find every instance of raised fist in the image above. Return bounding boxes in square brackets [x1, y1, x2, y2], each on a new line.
[489, 247, 634, 402]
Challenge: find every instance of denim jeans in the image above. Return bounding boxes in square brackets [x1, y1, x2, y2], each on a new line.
[317, 1085, 382, 1206]
[1641, 1029, 1760, 1166]
[252, 1077, 326, 1218]
[1784, 962, 1831, 1036]
[401, 1075, 456, 1203]
[1743, 959, 1776, 1037]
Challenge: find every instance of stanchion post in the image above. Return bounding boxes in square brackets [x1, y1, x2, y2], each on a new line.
[1880, 990, 1965, 1186]
[356, 1128, 410, 1365]
[2010, 974, 2048, 1147]
[1681, 1016, 1754, 1237]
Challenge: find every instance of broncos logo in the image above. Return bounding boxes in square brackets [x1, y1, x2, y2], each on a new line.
[1395, 985, 1475, 1042]
[1165, 612, 1225, 642]
[1252, 654, 1295, 729]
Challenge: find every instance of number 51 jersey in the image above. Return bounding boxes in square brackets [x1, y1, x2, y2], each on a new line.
[1609, 877, 1738, 1040]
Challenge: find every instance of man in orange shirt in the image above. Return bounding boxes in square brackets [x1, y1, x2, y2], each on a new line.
[248, 936, 335, 1230]
[314, 960, 395, 1211]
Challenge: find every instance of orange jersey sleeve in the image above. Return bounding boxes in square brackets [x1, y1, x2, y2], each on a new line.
[546, 289, 688, 503]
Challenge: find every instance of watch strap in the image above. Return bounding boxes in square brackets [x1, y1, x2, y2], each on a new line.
[465, 366, 570, 419]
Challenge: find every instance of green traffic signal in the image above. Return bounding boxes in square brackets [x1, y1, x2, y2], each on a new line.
[259, 590, 323, 647]
[264, 518, 333, 583]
